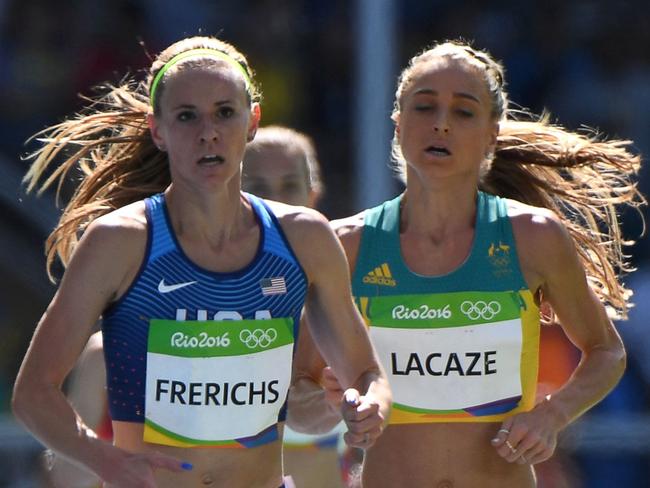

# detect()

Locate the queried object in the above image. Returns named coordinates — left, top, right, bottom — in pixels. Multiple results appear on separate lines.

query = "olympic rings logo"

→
left=460, top=300, right=501, bottom=320
left=239, top=328, right=278, bottom=349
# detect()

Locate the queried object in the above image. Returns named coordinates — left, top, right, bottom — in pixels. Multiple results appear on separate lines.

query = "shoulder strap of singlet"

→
left=352, top=191, right=527, bottom=293
left=476, top=191, right=527, bottom=290
left=245, top=193, right=305, bottom=268
left=145, top=193, right=175, bottom=264
left=351, top=195, right=402, bottom=290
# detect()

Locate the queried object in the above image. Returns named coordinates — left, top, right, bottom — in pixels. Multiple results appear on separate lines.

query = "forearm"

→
left=12, top=381, right=118, bottom=481
left=286, top=377, right=342, bottom=434
left=541, top=344, right=626, bottom=429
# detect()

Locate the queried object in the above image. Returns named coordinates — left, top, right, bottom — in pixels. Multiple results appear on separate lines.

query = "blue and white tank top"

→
left=102, top=192, right=307, bottom=447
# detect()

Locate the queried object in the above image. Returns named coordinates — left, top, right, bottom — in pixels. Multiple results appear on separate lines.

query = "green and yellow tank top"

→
left=351, top=191, right=540, bottom=423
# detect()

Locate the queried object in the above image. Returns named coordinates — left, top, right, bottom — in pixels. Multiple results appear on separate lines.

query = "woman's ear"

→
left=487, top=121, right=499, bottom=156
left=393, top=113, right=401, bottom=138
left=247, top=103, right=261, bottom=142
left=147, top=113, right=166, bottom=151
left=492, top=122, right=500, bottom=145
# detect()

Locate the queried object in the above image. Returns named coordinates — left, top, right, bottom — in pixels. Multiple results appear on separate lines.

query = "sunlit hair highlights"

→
left=390, top=40, right=645, bottom=319
left=148, top=38, right=260, bottom=115
left=22, top=36, right=260, bottom=281
left=149, top=48, right=252, bottom=106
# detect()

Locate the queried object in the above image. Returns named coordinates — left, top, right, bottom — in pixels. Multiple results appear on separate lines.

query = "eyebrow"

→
left=171, top=100, right=233, bottom=110
left=413, top=88, right=480, bottom=104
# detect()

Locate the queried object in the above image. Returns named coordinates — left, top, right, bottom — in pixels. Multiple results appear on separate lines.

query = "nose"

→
left=199, top=119, right=219, bottom=143
left=433, top=112, right=449, bottom=133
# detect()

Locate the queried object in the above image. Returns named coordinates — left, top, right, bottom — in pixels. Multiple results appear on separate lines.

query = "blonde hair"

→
left=391, top=40, right=645, bottom=319
left=23, top=36, right=260, bottom=281
left=244, top=125, right=323, bottom=198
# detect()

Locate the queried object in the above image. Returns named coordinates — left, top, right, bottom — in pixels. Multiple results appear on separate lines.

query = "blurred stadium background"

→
left=0, top=1, right=648, bottom=486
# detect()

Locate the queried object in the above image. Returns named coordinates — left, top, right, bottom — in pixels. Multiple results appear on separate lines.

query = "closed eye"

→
left=456, top=109, right=474, bottom=118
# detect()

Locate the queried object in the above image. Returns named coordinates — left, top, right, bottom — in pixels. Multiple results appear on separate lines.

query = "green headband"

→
left=149, top=48, right=251, bottom=106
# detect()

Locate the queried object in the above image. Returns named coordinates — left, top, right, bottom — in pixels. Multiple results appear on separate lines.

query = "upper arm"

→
left=65, top=332, right=107, bottom=427
left=512, top=206, right=622, bottom=355
left=16, top=213, right=146, bottom=390
left=278, top=209, right=378, bottom=388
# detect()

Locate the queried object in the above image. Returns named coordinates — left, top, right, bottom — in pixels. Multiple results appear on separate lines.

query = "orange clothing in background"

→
left=537, top=323, right=581, bottom=398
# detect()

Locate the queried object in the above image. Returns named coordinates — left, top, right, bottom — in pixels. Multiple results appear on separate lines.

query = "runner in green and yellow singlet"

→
left=291, top=40, right=644, bottom=488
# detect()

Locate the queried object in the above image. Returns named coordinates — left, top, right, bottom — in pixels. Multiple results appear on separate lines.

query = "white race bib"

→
left=371, top=319, right=522, bottom=411
left=144, top=318, right=293, bottom=447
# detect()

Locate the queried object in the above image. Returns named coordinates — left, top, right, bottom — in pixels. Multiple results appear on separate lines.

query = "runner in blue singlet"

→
left=13, top=36, right=391, bottom=488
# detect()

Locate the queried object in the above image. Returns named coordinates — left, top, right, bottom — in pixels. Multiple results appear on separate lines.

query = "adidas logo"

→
left=362, top=263, right=397, bottom=287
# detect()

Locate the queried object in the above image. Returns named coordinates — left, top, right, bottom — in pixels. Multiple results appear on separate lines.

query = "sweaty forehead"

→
left=166, top=58, right=247, bottom=86
left=405, top=57, right=489, bottom=98
left=413, top=55, right=483, bottom=81
left=159, top=64, right=250, bottom=107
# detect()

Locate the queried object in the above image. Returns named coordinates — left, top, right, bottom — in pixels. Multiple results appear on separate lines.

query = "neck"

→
left=164, top=182, right=250, bottom=247
left=401, top=176, right=478, bottom=239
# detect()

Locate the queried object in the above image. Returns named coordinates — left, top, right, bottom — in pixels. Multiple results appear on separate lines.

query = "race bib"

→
left=144, top=318, right=293, bottom=447
left=360, top=291, right=539, bottom=422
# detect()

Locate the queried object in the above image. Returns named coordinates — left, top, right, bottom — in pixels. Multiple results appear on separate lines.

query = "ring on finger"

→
left=505, top=440, right=517, bottom=454
left=498, top=428, right=510, bottom=435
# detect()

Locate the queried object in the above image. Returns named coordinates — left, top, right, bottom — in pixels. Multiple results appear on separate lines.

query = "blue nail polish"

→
left=181, top=462, right=193, bottom=471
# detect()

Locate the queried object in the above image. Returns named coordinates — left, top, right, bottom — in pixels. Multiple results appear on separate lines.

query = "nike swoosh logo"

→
left=157, top=279, right=198, bottom=293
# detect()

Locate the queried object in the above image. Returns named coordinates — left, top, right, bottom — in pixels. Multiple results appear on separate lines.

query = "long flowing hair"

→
left=392, top=41, right=645, bottom=319
left=23, top=36, right=260, bottom=281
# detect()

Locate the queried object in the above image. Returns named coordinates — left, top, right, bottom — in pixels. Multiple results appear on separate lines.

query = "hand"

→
left=320, top=366, right=344, bottom=409
left=341, top=388, right=384, bottom=450
left=490, top=402, right=563, bottom=465
left=103, top=451, right=191, bottom=488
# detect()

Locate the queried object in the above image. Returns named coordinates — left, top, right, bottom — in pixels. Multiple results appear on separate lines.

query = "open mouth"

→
left=198, top=154, right=225, bottom=165
left=425, top=145, right=451, bottom=157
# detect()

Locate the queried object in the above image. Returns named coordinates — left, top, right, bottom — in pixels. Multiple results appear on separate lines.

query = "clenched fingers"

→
left=341, top=389, right=384, bottom=449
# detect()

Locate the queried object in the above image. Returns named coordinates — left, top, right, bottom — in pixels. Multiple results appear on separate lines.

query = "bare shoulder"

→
left=263, top=199, right=330, bottom=234
left=88, top=200, right=147, bottom=240
left=65, top=200, right=148, bottom=300
left=79, top=201, right=147, bottom=260
left=264, top=200, right=349, bottom=279
left=264, top=199, right=332, bottom=243
left=506, top=199, right=570, bottom=245
left=330, top=212, right=366, bottom=271
left=505, top=198, right=580, bottom=289
left=331, top=211, right=365, bottom=242
left=264, top=199, right=365, bottom=244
